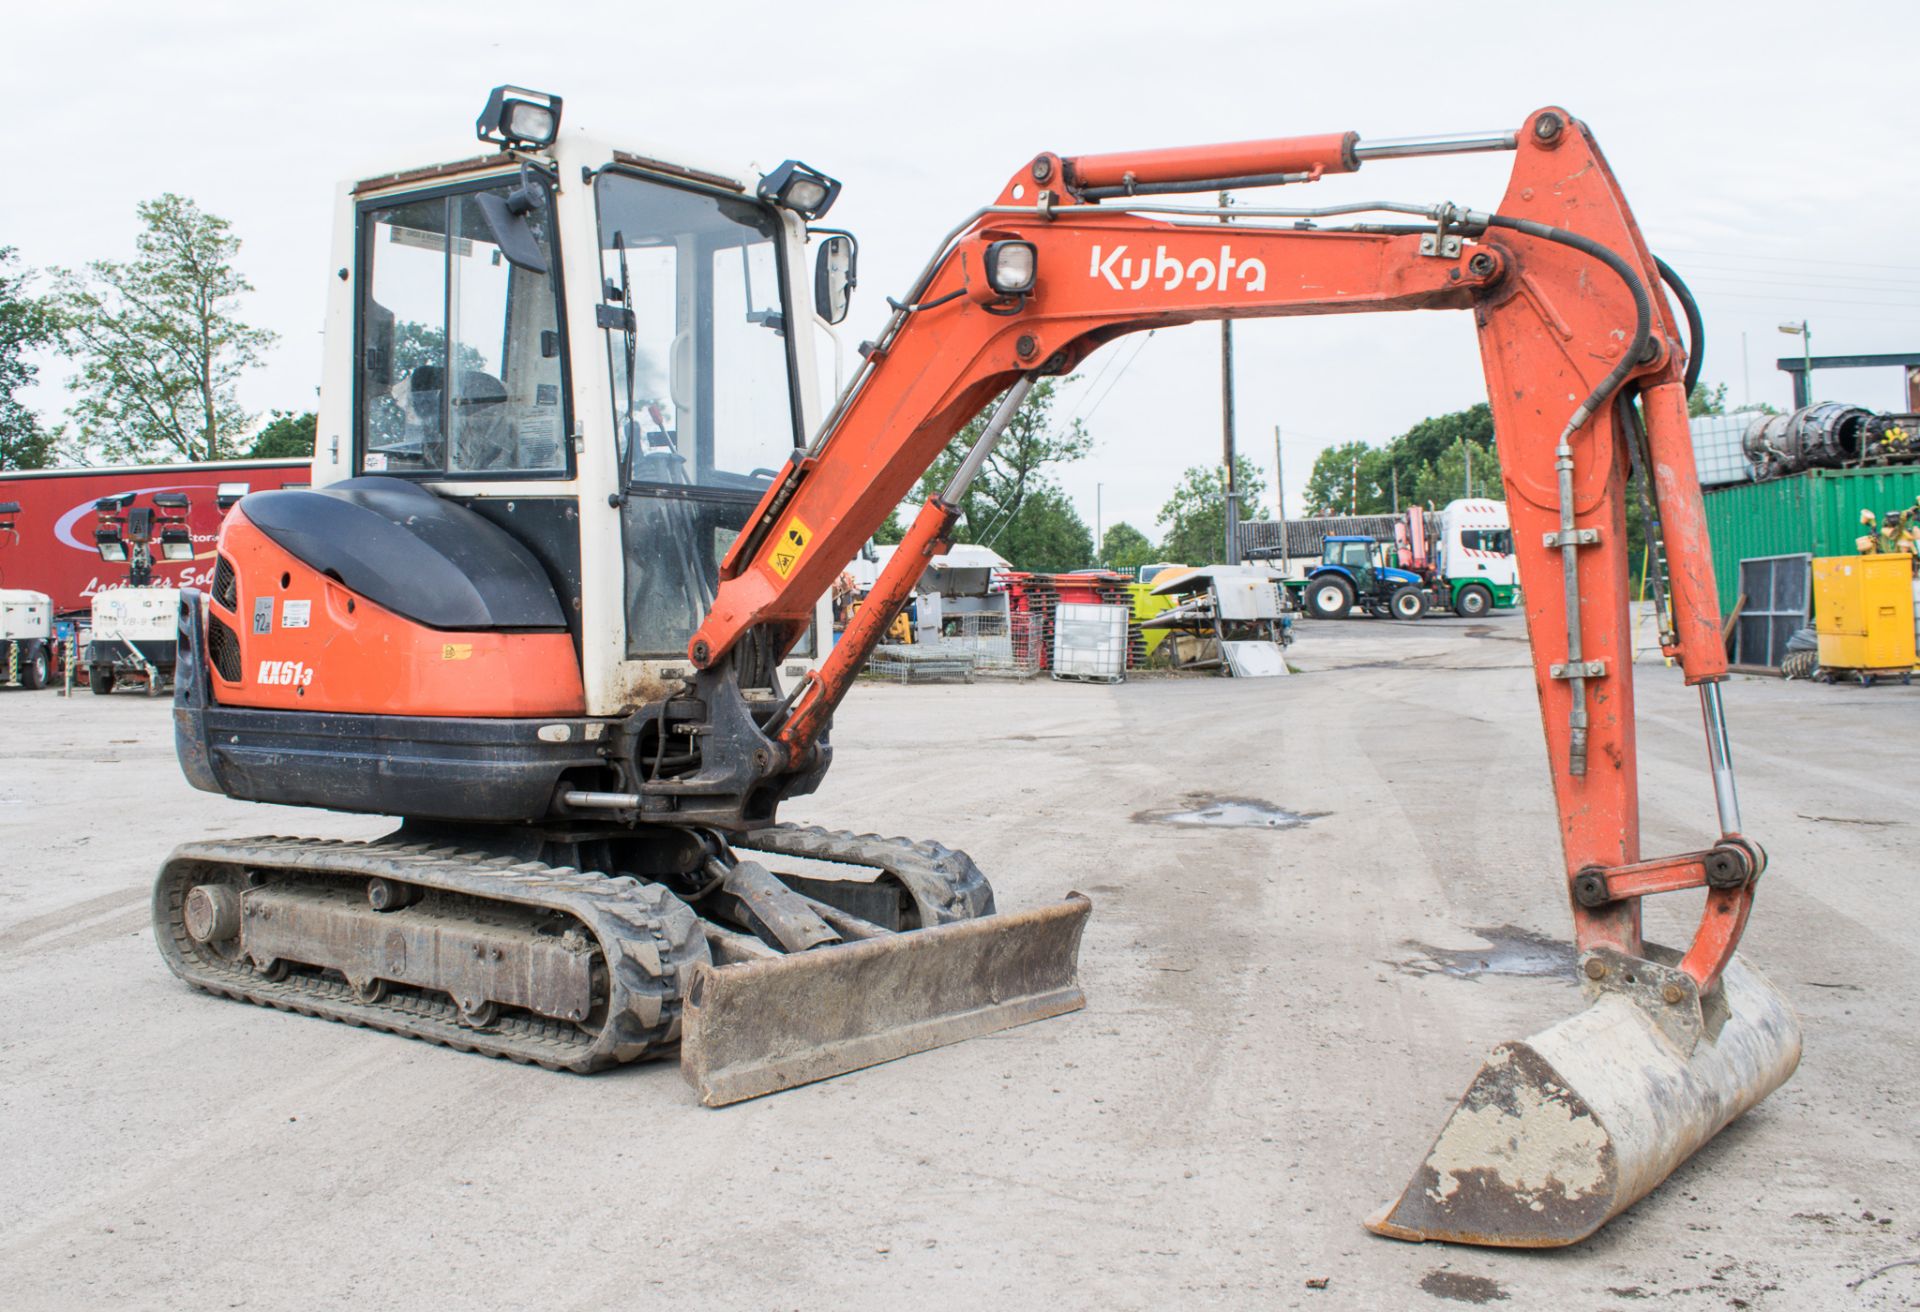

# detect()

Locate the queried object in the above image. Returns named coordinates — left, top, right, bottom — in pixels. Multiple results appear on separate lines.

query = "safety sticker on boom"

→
left=768, top=515, right=813, bottom=579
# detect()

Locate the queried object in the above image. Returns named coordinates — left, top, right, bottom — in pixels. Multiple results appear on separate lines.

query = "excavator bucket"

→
left=680, top=894, right=1090, bottom=1106
left=1369, top=948, right=1801, bottom=1247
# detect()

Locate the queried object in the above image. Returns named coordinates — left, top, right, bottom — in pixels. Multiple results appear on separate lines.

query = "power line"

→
left=1079, top=330, right=1156, bottom=424
left=1688, top=287, right=1920, bottom=309
left=1677, top=269, right=1920, bottom=292
left=1061, top=339, right=1126, bottom=428
left=1657, top=246, right=1920, bottom=275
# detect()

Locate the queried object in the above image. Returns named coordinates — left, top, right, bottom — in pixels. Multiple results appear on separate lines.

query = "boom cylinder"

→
left=776, top=375, right=1040, bottom=762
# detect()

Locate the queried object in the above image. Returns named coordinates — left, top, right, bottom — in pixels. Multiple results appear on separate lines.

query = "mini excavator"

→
left=160, top=87, right=1799, bottom=1248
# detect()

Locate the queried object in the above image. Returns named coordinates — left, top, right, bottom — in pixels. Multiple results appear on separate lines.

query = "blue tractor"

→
left=1290, top=535, right=1429, bottom=621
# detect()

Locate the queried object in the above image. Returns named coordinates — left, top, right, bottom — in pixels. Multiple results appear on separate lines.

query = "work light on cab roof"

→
left=758, top=159, right=841, bottom=220
left=474, top=84, right=562, bottom=150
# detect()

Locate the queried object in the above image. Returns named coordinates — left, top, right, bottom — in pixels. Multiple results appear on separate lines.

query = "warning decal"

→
left=768, top=515, right=814, bottom=579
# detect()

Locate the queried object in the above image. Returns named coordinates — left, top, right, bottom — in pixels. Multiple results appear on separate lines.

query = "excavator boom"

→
left=689, top=106, right=1798, bottom=1247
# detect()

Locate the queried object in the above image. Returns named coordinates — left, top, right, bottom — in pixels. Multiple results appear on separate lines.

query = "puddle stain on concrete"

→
left=1131, top=795, right=1326, bottom=830
left=1396, top=924, right=1575, bottom=981
left=1419, top=1270, right=1510, bottom=1303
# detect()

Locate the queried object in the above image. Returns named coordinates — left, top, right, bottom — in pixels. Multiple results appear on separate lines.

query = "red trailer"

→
left=0, top=459, right=309, bottom=613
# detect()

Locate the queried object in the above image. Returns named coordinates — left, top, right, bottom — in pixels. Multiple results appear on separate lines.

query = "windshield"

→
left=594, top=171, right=798, bottom=492
left=357, top=177, right=567, bottom=477
left=1460, top=528, right=1513, bottom=554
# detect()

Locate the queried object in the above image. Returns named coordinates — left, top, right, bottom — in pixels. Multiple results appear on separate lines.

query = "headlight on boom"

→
left=985, top=240, right=1038, bottom=296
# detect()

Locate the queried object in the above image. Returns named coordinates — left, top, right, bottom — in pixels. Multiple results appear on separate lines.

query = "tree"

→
left=0, top=247, right=56, bottom=471
left=1099, top=521, right=1156, bottom=573
left=1388, top=402, right=1494, bottom=471
left=52, top=194, right=276, bottom=463
left=1303, top=403, right=1503, bottom=516
left=249, top=410, right=315, bottom=459
left=913, top=377, right=1092, bottom=548
left=1157, top=456, right=1269, bottom=564
left=990, top=486, right=1094, bottom=573
left=1304, top=440, right=1394, bottom=516
left=1413, top=436, right=1504, bottom=507
left=1688, top=382, right=1728, bottom=417
left=871, top=508, right=906, bottom=545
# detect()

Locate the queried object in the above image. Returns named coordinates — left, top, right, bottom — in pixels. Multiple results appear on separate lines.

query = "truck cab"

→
left=1433, top=498, right=1519, bottom=617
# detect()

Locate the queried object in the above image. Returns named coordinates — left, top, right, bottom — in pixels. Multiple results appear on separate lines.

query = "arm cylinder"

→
left=1351, top=130, right=1518, bottom=161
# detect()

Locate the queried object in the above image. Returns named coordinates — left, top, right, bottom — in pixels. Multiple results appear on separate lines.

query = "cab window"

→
left=358, top=177, right=568, bottom=477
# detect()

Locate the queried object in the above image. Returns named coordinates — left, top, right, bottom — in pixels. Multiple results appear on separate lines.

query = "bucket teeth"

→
left=1369, top=951, right=1801, bottom=1248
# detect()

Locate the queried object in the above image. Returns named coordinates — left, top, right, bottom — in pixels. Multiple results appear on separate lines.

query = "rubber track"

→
left=738, top=824, right=996, bottom=924
left=154, top=836, right=708, bottom=1072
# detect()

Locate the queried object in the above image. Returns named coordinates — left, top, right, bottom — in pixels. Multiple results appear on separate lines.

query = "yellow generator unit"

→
left=1812, top=554, right=1917, bottom=684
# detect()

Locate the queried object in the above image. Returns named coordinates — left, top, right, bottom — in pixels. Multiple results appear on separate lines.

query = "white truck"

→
left=1425, top=498, right=1520, bottom=617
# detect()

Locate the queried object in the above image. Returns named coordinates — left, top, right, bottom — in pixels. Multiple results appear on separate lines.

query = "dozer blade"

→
left=680, top=893, right=1091, bottom=1106
left=1369, top=949, right=1801, bottom=1248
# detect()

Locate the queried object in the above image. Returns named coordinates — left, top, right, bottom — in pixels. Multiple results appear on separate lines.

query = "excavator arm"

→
left=691, top=106, right=1800, bottom=1246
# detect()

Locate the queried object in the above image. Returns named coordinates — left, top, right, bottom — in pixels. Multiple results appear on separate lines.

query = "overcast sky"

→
left=9, top=0, right=1919, bottom=539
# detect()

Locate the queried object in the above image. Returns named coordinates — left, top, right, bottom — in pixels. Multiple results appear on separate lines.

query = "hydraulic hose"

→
left=1483, top=214, right=1652, bottom=437
left=1654, top=255, right=1704, bottom=399
left=1481, top=213, right=1651, bottom=779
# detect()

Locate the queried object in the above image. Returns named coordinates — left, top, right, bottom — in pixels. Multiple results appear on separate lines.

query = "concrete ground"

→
left=1, top=614, right=1915, bottom=1310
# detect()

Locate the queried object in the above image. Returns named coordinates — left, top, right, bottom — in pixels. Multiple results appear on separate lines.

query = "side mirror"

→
left=475, top=166, right=551, bottom=274
left=814, top=234, right=857, bottom=325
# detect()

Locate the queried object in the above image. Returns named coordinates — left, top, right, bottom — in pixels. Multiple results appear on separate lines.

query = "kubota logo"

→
left=1089, top=244, right=1268, bottom=293
left=257, top=659, right=314, bottom=687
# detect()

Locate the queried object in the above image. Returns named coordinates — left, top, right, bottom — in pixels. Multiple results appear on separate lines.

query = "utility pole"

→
left=1463, top=440, right=1473, bottom=499
left=1219, top=189, right=1239, bottom=565
left=1095, top=482, right=1103, bottom=564
left=1274, top=423, right=1290, bottom=573
left=1390, top=464, right=1399, bottom=513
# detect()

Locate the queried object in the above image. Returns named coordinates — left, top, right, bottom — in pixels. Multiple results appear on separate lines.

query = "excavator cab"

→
left=158, top=87, right=1089, bottom=1104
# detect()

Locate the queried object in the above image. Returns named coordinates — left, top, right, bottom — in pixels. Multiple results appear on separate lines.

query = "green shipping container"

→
left=1702, top=467, right=1920, bottom=617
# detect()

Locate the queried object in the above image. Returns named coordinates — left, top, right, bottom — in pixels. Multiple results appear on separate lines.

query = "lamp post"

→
left=1220, top=190, right=1239, bottom=565
left=1778, top=320, right=1811, bottom=408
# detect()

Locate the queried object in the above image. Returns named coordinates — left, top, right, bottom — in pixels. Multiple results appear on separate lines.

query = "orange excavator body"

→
left=210, top=509, right=584, bottom=717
